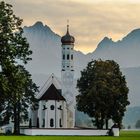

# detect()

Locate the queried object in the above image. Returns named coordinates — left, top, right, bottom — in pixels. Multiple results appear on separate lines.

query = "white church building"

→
left=30, top=24, right=76, bottom=129
left=22, top=25, right=119, bottom=136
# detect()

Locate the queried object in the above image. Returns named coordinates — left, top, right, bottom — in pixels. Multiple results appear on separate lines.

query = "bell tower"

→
left=61, top=23, right=75, bottom=128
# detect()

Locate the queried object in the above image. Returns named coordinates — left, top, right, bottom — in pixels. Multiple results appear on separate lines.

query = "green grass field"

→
left=0, top=130, right=140, bottom=140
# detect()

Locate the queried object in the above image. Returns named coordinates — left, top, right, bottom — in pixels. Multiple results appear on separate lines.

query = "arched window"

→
left=71, top=54, right=73, bottom=60
left=63, top=54, right=65, bottom=60
left=59, top=119, right=62, bottom=127
left=67, top=54, right=69, bottom=60
left=42, top=118, right=45, bottom=127
left=50, top=119, right=54, bottom=127
left=59, top=105, right=62, bottom=110
left=58, top=105, right=62, bottom=110
left=50, top=105, right=54, bottom=110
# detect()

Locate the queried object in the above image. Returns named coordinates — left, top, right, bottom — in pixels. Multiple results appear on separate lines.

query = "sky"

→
left=4, top=0, right=140, bottom=54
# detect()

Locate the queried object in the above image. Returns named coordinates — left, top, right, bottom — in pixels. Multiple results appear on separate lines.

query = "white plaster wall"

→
left=61, top=71, right=75, bottom=128
left=46, top=100, right=66, bottom=128
left=56, top=101, right=60, bottom=128
left=46, top=100, right=56, bottom=128
left=63, top=101, right=67, bottom=128
left=56, top=100, right=67, bottom=128
left=31, top=110, right=38, bottom=127
left=61, top=43, right=75, bottom=128
left=38, top=100, right=46, bottom=128
left=62, top=44, right=74, bottom=70
left=21, top=129, right=109, bottom=136
left=37, top=100, right=67, bottom=129
left=45, top=104, right=48, bottom=128
left=112, top=128, right=119, bottom=136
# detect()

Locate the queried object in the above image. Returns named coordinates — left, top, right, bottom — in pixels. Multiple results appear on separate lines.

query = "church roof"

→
left=61, top=25, right=75, bottom=45
left=39, top=84, right=65, bottom=101
left=36, top=73, right=62, bottom=99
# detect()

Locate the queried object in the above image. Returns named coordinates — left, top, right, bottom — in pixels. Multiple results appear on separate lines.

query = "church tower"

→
left=61, top=24, right=75, bottom=128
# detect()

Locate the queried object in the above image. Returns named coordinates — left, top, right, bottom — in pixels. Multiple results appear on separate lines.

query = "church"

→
left=30, top=24, right=76, bottom=128
left=23, top=25, right=119, bottom=136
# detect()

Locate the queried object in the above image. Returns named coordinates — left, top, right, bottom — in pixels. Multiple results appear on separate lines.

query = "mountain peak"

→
left=24, top=21, right=59, bottom=37
left=129, top=28, right=140, bottom=36
left=33, top=21, right=44, bottom=27
left=93, top=36, right=114, bottom=53
left=102, top=37, right=113, bottom=43
left=122, top=28, right=140, bottom=42
left=98, top=36, right=113, bottom=47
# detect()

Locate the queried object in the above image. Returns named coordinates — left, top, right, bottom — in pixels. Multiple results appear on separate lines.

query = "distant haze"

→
left=4, top=0, right=140, bottom=54
left=23, top=21, right=140, bottom=107
left=22, top=21, right=140, bottom=129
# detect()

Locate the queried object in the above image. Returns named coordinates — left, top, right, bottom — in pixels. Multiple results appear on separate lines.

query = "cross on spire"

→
left=67, top=19, right=69, bottom=34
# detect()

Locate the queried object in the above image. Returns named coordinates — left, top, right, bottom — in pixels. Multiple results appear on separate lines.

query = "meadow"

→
left=0, top=130, right=140, bottom=140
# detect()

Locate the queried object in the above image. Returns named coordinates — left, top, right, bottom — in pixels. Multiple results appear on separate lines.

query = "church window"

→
left=63, top=54, right=65, bottom=60
left=50, top=119, right=54, bottom=127
left=42, top=118, right=45, bottom=127
left=59, top=105, right=62, bottom=110
left=71, top=54, right=73, bottom=60
left=43, top=105, right=47, bottom=110
left=50, top=105, right=54, bottom=110
left=59, top=119, right=62, bottom=127
left=67, top=54, right=69, bottom=60
left=58, top=105, right=62, bottom=110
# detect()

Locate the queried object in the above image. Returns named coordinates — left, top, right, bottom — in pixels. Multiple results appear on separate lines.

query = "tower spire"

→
left=67, top=19, right=69, bottom=34
left=61, top=20, right=75, bottom=45
left=61, top=21, right=75, bottom=128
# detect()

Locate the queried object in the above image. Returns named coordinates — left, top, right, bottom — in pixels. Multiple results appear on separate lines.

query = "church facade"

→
left=30, top=25, right=75, bottom=128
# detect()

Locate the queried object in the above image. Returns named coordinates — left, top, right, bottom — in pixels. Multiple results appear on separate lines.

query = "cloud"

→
left=4, top=0, right=140, bottom=53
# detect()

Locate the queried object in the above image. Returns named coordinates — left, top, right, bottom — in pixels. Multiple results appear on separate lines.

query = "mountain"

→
left=123, top=106, right=140, bottom=129
left=90, top=29, right=140, bottom=68
left=122, top=67, right=140, bottom=107
left=23, top=21, right=62, bottom=77
left=23, top=21, right=140, bottom=128
left=23, top=21, right=140, bottom=107
left=23, top=21, right=88, bottom=80
left=76, top=106, right=140, bottom=129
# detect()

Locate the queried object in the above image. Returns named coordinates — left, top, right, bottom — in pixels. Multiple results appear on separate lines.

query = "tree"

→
left=0, top=1, right=38, bottom=134
left=76, top=59, right=130, bottom=129
left=127, top=125, right=131, bottom=129
left=135, top=120, right=140, bottom=129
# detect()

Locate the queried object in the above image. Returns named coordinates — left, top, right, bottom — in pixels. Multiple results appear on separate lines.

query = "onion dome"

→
left=61, top=25, right=75, bottom=45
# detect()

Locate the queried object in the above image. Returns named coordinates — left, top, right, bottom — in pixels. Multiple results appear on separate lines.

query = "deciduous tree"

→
left=0, top=1, right=38, bottom=134
left=77, top=59, right=130, bottom=129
